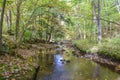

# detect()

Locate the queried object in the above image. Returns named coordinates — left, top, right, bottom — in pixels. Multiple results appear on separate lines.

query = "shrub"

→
left=99, top=38, right=120, bottom=59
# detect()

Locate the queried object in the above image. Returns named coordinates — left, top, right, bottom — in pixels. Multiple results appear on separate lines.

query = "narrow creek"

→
left=35, top=43, right=120, bottom=80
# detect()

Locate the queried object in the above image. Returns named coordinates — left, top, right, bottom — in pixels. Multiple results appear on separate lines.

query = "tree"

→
left=92, top=0, right=102, bottom=44
left=0, top=0, right=6, bottom=53
left=6, top=10, right=12, bottom=34
left=97, top=0, right=102, bottom=44
left=15, top=0, right=22, bottom=41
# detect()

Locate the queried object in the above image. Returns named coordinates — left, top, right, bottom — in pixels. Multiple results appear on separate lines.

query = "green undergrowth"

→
left=73, top=37, right=120, bottom=60
left=99, top=38, right=120, bottom=59
left=73, top=39, right=98, bottom=52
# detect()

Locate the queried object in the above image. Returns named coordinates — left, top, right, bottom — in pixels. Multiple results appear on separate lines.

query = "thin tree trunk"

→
left=115, top=0, right=120, bottom=13
left=92, top=0, right=102, bottom=43
left=15, top=0, right=21, bottom=41
left=105, top=22, right=108, bottom=36
left=78, top=28, right=82, bottom=39
left=83, top=21, right=86, bottom=39
left=33, top=19, right=37, bottom=39
left=0, top=0, right=6, bottom=53
left=6, top=10, right=12, bottom=34
left=92, top=1, right=97, bottom=41
left=97, top=0, right=102, bottom=44
left=94, top=25, right=97, bottom=41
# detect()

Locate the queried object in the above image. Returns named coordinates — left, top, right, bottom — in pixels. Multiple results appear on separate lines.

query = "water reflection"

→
left=54, top=54, right=64, bottom=66
left=37, top=51, right=120, bottom=80
left=93, top=64, right=100, bottom=80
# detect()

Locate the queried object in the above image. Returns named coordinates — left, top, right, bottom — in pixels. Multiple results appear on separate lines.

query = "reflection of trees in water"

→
left=37, top=49, right=120, bottom=80
left=93, top=64, right=101, bottom=80
left=39, top=50, right=54, bottom=67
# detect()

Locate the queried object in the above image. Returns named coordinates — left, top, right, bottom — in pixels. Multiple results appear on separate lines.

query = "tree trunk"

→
left=0, top=0, right=6, bottom=53
left=115, top=0, right=120, bottom=13
left=33, top=19, right=37, bottom=39
left=97, top=0, right=102, bottom=44
left=105, top=22, right=108, bottom=37
left=83, top=21, right=86, bottom=39
left=92, top=1, right=97, bottom=41
left=48, top=33, right=52, bottom=42
left=92, top=0, right=102, bottom=44
left=15, top=0, right=21, bottom=41
left=6, top=10, right=12, bottom=34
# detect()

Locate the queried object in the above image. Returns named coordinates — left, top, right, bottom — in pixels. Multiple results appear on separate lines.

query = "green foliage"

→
left=23, top=30, right=33, bottom=41
left=74, top=38, right=120, bottom=60
left=99, top=38, right=120, bottom=59
left=73, top=39, right=97, bottom=52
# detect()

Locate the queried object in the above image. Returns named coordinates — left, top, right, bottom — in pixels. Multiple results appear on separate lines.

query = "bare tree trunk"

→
left=78, top=28, right=82, bottom=39
left=97, top=0, right=102, bottom=44
left=6, top=10, right=12, bottom=34
left=15, top=0, right=22, bottom=55
left=33, top=18, right=37, bottom=39
left=92, top=0, right=102, bottom=44
left=83, top=21, right=86, bottom=39
left=115, top=0, right=120, bottom=13
left=105, top=22, right=108, bottom=37
left=93, top=25, right=97, bottom=41
left=15, top=0, right=21, bottom=41
left=48, top=33, right=52, bottom=42
left=92, top=1, right=97, bottom=41
left=0, top=0, right=6, bottom=53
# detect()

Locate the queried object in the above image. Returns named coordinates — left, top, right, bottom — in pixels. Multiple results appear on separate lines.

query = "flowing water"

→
left=36, top=45, right=120, bottom=80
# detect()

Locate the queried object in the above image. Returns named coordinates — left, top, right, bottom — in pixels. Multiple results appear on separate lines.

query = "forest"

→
left=0, top=0, right=120, bottom=80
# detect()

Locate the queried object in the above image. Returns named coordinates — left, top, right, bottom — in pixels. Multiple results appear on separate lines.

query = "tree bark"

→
left=83, top=21, right=86, bottom=39
left=6, top=10, right=12, bottom=34
left=92, top=0, right=102, bottom=44
left=15, top=0, right=21, bottom=41
left=97, top=0, right=102, bottom=44
left=0, top=0, right=7, bottom=53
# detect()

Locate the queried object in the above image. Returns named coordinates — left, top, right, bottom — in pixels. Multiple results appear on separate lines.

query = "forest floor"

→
left=0, top=42, right=55, bottom=80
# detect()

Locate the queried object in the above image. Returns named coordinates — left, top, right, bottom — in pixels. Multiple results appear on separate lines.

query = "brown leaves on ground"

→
left=0, top=43, right=55, bottom=79
left=17, top=48, right=36, bottom=58
left=0, top=54, right=33, bottom=80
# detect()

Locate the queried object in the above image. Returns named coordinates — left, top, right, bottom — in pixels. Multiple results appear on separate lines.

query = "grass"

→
left=73, top=39, right=98, bottom=52
left=99, top=38, right=120, bottom=59
left=73, top=37, right=120, bottom=60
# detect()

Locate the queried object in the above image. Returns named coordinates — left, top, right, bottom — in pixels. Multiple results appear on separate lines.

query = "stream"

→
left=35, top=43, right=120, bottom=80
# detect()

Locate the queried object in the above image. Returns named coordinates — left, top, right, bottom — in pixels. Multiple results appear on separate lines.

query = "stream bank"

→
left=1, top=40, right=120, bottom=80
left=34, top=41, right=120, bottom=80
left=73, top=43, right=120, bottom=74
left=0, top=42, right=55, bottom=80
